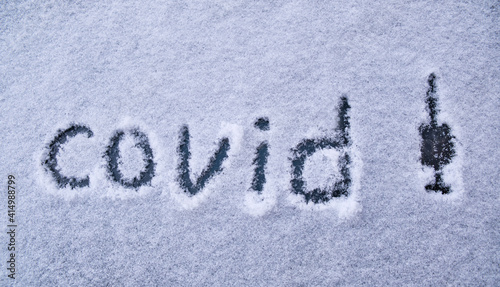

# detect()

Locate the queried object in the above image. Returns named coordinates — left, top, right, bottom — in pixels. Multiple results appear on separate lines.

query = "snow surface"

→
left=1, top=0, right=499, bottom=286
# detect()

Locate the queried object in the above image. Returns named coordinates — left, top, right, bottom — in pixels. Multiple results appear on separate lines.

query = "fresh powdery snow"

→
left=1, top=0, right=499, bottom=286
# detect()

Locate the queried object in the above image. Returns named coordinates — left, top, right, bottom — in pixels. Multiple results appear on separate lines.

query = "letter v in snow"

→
left=176, top=125, right=230, bottom=195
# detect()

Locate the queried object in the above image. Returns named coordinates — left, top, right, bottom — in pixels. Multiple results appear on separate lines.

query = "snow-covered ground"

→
left=1, top=0, right=499, bottom=285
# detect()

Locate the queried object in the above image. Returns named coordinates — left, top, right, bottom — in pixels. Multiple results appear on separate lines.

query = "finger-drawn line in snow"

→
left=176, top=125, right=230, bottom=195
left=42, top=124, right=94, bottom=189
left=419, top=73, right=456, bottom=194
left=104, top=128, right=156, bottom=189
left=290, top=96, right=352, bottom=203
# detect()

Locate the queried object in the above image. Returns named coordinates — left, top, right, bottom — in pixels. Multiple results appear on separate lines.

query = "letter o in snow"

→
left=104, top=128, right=156, bottom=189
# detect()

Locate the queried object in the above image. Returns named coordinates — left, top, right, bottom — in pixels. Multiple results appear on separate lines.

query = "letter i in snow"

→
left=419, top=73, right=456, bottom=194
left=250, top=117, right=270, bottom=194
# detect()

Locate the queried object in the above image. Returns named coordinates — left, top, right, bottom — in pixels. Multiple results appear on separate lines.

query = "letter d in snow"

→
left=289, top=96, right=361, bottom=215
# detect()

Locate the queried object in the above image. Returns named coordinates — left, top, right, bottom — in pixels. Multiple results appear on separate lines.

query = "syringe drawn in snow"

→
left=419, top=73, right=456, bottom=194
left=290, top=96, right=352, bottom=204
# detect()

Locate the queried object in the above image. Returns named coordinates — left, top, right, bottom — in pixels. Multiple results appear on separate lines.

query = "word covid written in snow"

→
left=41, top=74, right=458, bottom=202
left=42, top=97, right=352, bottom=204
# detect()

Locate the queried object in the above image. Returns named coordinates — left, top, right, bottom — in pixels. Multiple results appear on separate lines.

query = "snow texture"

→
left=1, top=0, right=499, bottom=286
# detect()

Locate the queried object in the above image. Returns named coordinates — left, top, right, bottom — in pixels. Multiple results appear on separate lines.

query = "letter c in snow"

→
left=43, top=124, right=94, bottom=189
